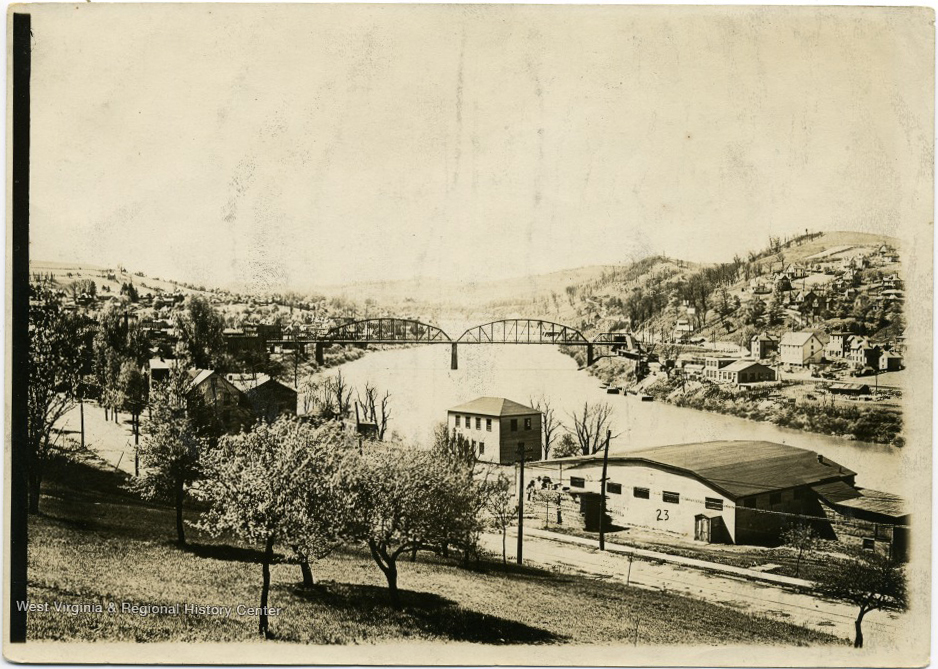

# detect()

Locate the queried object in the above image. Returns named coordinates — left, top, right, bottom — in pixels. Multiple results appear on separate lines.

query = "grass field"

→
left=26, top=453, right=842, bottom=645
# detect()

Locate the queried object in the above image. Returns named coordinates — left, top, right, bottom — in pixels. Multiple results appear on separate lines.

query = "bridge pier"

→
left=451, top=343, right=458, bottom=370
left=315, top=342, right=325, bottom=365
left=586, top=343, right=595, bottom=367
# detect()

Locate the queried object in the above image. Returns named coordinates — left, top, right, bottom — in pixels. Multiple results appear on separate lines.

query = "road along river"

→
left=322, top=343, right=907, bottom=493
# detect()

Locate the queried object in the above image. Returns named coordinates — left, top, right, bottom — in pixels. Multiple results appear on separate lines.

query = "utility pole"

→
left=517, top=443, right=525, bottom=565
left=599, top=429, right=611, bottom=551
left=79, top=386, right=85, bottom=450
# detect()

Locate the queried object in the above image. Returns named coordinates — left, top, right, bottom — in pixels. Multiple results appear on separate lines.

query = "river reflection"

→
left=321, top=344, right=906, bottom=493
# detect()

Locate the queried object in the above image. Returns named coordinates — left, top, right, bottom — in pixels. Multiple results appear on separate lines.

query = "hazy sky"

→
left=28, top=5, right=932, bottom=291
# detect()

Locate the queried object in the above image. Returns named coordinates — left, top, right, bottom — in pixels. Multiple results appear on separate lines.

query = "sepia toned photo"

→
left=4, top=3, right=934, bottom=665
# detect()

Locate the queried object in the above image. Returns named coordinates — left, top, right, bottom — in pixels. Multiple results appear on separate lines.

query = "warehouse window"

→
left=633, top=487, right=650, bottom=499
left=466, top=416, right=472, bottom=428
left=570, top=477, right=585, bottom=488
left=471, top=440, right=476, bottom=450
left=486, top=419, right=492, bottom=431
left=862, top=538, right=876, bottom=551
left=524, top=418, right=532, bottom=430
left=662, top=491, right=680, bottom=504
left=705, top=497, right=723, bottom=511
left=478, top=442, right=485, bottom=455
left=607, top=483, right=622, bottom=495
left=510, top=419, right=518, bottom=432
left=475, top=417, right=481, bottom=430
left=455, top=415, right=460, bottom=427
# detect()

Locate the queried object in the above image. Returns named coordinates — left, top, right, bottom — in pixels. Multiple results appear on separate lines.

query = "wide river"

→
left=324, top=344, right=910, bottom=494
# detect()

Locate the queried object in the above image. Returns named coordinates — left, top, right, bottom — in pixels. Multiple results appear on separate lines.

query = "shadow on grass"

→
left=181, top=542, right=288, bottom=565
left=294, top=581, right=560, bottom=644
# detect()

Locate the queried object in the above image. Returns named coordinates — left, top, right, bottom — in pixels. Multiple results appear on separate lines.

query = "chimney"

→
left=817, top=454, right=824, bottom=464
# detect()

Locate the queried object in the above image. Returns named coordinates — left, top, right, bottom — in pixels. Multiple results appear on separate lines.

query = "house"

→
left=824, top=331, right=852, bottom=360
left=447, top=397, right=541, bottom=465
left=715, top=360, right=777, bottom=386
left=226, top=373, right=298, bottom=422
left=187, top=369, right=253, bottom=435
left=847, top=338, right=881, bottom=370
left=750, top=333, right=778, bottom=360
left=546, top=440, right=863, bottom=546
left=879, top=351, right=903, bottom=372
left=147, top=357, right=177, bottom=386
left=703, top=357, right=736, bottom=382
left=779, top=331, right=825, bottom=366
left=673, top=318, right=695, bottom=337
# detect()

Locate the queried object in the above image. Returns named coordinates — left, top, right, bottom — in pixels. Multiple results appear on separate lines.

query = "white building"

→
left=779, top=331, right=825, bottom=366
left=546, top=440, right=860, bottom=545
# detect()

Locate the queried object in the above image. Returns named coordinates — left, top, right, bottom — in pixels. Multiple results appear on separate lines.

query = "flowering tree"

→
left=27, top=284, right=82, bottom=513
left=134, top=369, right=204, bottom=545
left=196, top=419, right=350, bottom=636
left=342, top=445, right=482, bottom=607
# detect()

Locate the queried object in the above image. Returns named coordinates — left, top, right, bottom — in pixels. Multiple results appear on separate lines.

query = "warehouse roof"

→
left=560, top=440, right=856, bottom=500
left=834, top=487, right=907, bottom=519
left=721, top=359, right=772, bottom=373
left=449, top=397, right=538, bottom=417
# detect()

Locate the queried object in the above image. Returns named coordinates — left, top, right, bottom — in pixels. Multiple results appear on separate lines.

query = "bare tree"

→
left=817, top=548, right=907, bottom=648
left=485, top=474, right=515, bottom=564
left=357, top=382, right=392, bottom=440
left=299, top=374, right=320, bottom=415
left=568, top=401, right=617, bottom=455
left=529, top=395, right=561, bottom=459
left=781, top=521, right=821, bottom=578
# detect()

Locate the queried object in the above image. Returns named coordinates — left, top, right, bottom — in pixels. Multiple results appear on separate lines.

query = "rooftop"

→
left=558, top=440, right=856, bottom=500
left=780, top=331, right=820, bottom=346
left=225, top=373, right=296, bottom=393
left=721, top=359, right=770, bottom=373
left=449, top=397, right=539, bottom=417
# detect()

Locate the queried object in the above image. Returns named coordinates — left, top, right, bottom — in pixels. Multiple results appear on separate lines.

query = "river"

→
left=323, top=344, right=907, bottom=493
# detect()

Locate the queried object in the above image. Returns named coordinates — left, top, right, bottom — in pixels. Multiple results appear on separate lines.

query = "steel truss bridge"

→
left=267, top=318, right=645, bottom=370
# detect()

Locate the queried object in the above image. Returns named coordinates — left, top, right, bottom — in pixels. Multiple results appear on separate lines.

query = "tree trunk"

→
left=174, top=478, right=186, bottom=545
left=502, top=529, right=507, bottom=565
left=104, top=406, right=109, bottom=421
left=795, top=545, right=804, bottom=578
left=369, top=540, right=401, bottom=608
left=259, top=536, right=275, bottom=637
left=27, top=470, right=41, bottom=514
left=385, top=561, right=399, bottom=608
left=299, top=558, right=315, bottom=588
left=854, top=609, right=866, bottom=648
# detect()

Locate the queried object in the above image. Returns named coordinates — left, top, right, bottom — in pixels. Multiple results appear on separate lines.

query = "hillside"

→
left=29, top=451, right=839, bottom=646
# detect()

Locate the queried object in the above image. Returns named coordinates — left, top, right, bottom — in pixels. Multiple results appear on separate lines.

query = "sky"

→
left=27, top=4, right=933, bottom=292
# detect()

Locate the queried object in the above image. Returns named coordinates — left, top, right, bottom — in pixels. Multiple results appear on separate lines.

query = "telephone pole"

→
left=599, top=429, right=611, bottom=551
left=517, top=444, right=525, bottom=565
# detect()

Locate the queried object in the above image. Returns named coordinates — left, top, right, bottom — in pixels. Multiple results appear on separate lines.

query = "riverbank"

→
left=642, top=375, right=903, bottom=447
left=569, top=351, right=903, bottom=447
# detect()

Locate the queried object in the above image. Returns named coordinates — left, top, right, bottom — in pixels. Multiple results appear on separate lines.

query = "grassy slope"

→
left=27, top=454, right=840, bottom=646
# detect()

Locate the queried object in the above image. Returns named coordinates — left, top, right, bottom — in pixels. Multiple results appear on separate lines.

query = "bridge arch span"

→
left=456, top=319, right=589, bottom=345
left=325, top=318, right=452, bottom=343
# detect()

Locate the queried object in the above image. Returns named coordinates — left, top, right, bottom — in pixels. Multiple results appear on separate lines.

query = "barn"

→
left=543, top=440, right=871, bottom=546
